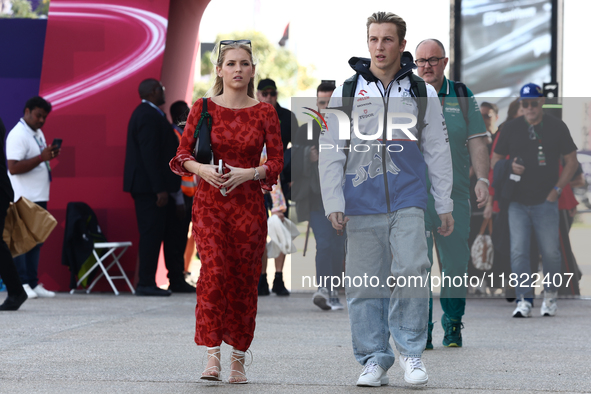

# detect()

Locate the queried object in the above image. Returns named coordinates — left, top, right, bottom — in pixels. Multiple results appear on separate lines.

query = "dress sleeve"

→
left=169, top=99, right=203, bottom=177
left=259, top=104, right=284, bottom=191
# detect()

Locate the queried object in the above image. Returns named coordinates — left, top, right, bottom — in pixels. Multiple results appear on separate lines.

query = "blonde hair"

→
left=366, top=12, right=406, bottom=42
left=210, top=42, right=256, bottom=98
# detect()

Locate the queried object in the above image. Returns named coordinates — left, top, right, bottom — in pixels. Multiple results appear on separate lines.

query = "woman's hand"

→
left=197, top=163, right=224, bottom=189
left=221, top=164, right=255, bottom=193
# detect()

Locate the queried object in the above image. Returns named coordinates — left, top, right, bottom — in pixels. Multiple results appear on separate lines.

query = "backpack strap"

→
left=336, top=73, right=359, bottom=167
left=409, top=73, right=428, bottom=151
left=453, top=81, right=470, bottom=128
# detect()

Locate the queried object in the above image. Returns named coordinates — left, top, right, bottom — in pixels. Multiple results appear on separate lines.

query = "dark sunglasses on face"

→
left=318, top=100, right=329, bottom=106
left=262, top=91, right=277, bottom=98
left=521, top=100, right=539, bottom=109
left=218, top=39, right=252, bottom=60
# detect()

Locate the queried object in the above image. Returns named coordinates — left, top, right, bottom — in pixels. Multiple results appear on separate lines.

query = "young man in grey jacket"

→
left=319, top=12, right=454, bottom=387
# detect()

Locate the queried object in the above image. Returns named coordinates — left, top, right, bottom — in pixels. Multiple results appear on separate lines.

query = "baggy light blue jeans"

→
left=508, top=200, right=561, bottom=300
left=345, top=208, right=430, bottom=371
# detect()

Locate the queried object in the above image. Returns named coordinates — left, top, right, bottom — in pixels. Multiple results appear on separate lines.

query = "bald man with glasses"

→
left=415, top=38, right=490, bottom=349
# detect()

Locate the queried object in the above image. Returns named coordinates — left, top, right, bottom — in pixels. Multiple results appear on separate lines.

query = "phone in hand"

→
left=218, top=159, right=227, bottom=196
left=51, top=138, right=62, bottom=150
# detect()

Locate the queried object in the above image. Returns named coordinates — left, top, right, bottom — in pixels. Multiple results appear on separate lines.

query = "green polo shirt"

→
left=433, top=77, right=487, bottom=200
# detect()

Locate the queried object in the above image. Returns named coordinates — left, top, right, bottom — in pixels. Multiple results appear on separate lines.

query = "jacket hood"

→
left=348, top=51, right=417, bottom=84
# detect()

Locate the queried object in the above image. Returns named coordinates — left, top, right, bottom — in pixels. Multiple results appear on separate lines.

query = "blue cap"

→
left=520, top=83, right=543, bottom=99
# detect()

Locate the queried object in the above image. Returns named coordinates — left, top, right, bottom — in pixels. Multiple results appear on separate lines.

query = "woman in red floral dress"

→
left=169, top=41, right=283, bottom=384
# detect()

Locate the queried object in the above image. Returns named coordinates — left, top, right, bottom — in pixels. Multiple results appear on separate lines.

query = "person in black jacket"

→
left=123, top=79, right=193, bottom=296
left=0, top=117, right=28, bottom=310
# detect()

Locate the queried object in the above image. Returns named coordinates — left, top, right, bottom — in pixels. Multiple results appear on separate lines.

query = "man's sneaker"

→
left=33, top=284, right=55, bottom=298
left=541, top=291, right=558, bottom=317
left=425, top=322, right=434, bottom=350
left=312, top=287, right=331, bottom=310
left=512, top=298, right=532, bottom=318
left=22, top=284, right=38, bottom=299
left=441, top=314, right=463, bottom=347
left=399, top=356, right=428, bottom=385
left=329, top=290, right=344, bottom=310
left=356, top=362, right=389, bottom=386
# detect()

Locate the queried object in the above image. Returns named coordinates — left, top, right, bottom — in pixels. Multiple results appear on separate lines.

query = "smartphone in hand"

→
left=51, top=138, right=63, bottom=150
left=218, top=159, right=227, bottom=196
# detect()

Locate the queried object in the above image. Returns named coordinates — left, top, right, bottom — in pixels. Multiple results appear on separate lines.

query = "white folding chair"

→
left=70, top=242, right=135, bottom=295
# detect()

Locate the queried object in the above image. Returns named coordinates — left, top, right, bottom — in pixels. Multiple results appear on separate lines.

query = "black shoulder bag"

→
left=193, top=97, right=214, bottom=164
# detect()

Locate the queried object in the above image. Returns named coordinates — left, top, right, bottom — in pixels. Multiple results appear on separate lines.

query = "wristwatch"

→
left=253, top=167, right=260, bottom=181
left=553, top=186, right=562, bottom=196
left=477, top=177, right=490, bottom=186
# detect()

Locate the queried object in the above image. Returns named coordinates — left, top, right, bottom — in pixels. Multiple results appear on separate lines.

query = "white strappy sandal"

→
left=228, top=348, right=252, bottom=384
left=200, top=346, right=221, bottom=381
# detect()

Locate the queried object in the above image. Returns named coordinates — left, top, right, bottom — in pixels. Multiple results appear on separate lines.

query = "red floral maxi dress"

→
left=170, top=100, right=283, bottom=351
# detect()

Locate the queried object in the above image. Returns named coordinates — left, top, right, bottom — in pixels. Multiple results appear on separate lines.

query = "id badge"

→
left=537, top=146, right=546, bottom=166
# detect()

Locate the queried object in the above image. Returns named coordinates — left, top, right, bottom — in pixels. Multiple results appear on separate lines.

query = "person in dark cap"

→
left=256, top=78, right=298, bottom=296
left=492, top=83, right=579, bottom=318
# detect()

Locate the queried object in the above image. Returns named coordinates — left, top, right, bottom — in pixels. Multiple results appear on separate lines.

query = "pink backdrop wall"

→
left=37, top=0, right=209, bottom=292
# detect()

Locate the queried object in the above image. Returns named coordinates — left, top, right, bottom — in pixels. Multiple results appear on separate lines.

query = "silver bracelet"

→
left=477, top=177, right=490, bottom=186
left=253, top=167, right=260, bottom=181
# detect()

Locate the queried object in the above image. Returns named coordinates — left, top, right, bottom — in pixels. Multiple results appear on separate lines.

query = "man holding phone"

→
left=492, top=83, right=579, bottom=318
left=6, top=96, right=60, bottom=299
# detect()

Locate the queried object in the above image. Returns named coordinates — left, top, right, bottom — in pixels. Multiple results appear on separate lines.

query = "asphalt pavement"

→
left=1, top=291, right=590, bottom=393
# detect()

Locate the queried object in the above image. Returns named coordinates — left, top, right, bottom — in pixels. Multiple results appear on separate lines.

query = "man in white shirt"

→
left=6, top=96, right=60, bottom=299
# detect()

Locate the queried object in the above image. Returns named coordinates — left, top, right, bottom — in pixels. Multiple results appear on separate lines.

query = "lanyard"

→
left=22, top=120, right=52, bottom=181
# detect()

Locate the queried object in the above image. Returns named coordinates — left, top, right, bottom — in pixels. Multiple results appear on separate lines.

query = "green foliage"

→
left=8, top=0, right=36, bottom=18
left=195, top=30, right=316, bottom=102
left=35, top=0, right=50, bottom=16
left=1, top=0, right=50, bottom=18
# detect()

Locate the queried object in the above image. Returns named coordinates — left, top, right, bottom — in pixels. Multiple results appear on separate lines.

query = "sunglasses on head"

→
left=262, top=91, right=277, bottom=98
left=521, top=100, right=539, bottom=109
left=218, top=39, right=252, bottom=60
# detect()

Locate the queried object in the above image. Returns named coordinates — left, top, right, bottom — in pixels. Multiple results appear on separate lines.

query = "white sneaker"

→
left=356, top=362, right=389, bottom=386
left=23, top=284, right=38, bottom=299
left=512, top=299, right=532, bottom=318
left=399, top=356, right=428, bottom=385
left=541, top=292, right=558, bottom=317
left=312, top=287, right=331, bottom=311
left=329, top=290, right=344, bottom=311
left=33, top=284, right=55, bottom=298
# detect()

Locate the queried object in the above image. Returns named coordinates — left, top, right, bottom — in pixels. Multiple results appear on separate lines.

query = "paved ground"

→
left=1, top=292, right=590, bottom=393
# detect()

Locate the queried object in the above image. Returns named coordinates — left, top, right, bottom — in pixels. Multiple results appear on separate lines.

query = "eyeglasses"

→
left=415, top=57, right=445, bottom=67
left=262, top=91, right=277, bottom=98
left=317, top=100, right=329, bottom=106
left=218, top=39, right=252, bottom=59
left=521, top=100, right=539, bottom=109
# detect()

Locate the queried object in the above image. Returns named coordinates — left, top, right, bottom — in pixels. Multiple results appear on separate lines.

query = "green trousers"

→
left=424, top=196, right=470, bottom=321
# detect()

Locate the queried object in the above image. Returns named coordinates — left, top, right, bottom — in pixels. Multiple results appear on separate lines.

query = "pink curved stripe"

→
left=42, top=3, right=168, bottom=110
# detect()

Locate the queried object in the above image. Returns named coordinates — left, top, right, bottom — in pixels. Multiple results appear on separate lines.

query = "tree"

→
left=193, top=30, right=316, bottom=103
